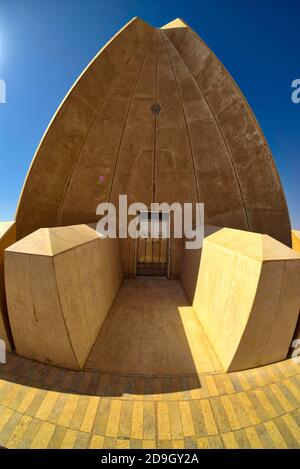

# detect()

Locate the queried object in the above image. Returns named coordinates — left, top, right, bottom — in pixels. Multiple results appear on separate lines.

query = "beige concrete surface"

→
left=86, top=277, right=222, bottom=376
left=162, top=19, right=291, bottom=247
left=292, top=230, right=300, bottom=254
left=180, top=225, right=221, bottom=303
left=291, top=232, right=300, bottom=342
left=193, top=228, right=300, bottom=372
left=5, top=224, right=123, bottom=369
left=15, top=17, right=291, bottom=279
left=0, top=221, right=16, bottom=351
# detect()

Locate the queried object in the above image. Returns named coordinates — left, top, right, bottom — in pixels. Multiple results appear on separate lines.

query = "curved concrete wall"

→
left=16, top=17, right=291, bottom=277
left=162, top=19, right=291, bottom=247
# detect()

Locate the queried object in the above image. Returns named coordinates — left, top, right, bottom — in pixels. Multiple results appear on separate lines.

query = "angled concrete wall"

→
left=291, top=230, right=300, bottom=346
left=0, top=222, right=16, bottom=351
left=292, top=230, right=300, bottom=254
left=180, top=225, right=221, bottom=303
left=15, top=17, right=291, bottom=278
left=193, top=228, right=300, bottom=372
left=5, top=224, right=123, bottom=369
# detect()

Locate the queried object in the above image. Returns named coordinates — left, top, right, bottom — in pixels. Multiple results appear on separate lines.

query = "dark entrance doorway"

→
left=136, top=212, right=169, bottom=277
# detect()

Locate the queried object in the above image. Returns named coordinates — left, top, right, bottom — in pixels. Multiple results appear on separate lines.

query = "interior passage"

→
left=86, top=277, right=222, bottom=376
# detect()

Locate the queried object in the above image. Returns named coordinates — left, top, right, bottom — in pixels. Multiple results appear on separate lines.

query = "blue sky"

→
left=0, top=0, right=299, bottom=228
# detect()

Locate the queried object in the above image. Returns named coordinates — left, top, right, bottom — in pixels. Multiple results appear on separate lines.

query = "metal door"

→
left=136, top=212, right=168, bottom=277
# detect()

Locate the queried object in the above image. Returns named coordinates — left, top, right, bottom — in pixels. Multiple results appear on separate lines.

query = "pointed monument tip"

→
left=161, top=18, right=188, bottom=30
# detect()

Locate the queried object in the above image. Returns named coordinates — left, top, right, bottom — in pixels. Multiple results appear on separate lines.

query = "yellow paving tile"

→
left=0, top=379, right=7, bottom=390
left=35, top=392, right=59, bottom=420
left=80, top=397, right=100, bottom=433
left=269, top=383, right=294, bottom=412
left=157, top=402, right=171, bottom=440
left=143, top=402, right=156, bottom=440
left=284, top=378, right=300, bottom=403
left=222, top=431, right=239, bottom=449
left=106, top=400, right=122, bottom=438
left=276, top=361, right=293, bottom=378
left=238, top=392, right=260, bottom=425
left=282, top=414, right=300, bottom=442
left=264, top=421, right=288, bottom=449
left=30, top=422, right=56, bottom=449
left=47, top=425, right=67, bottom=449
left=197, top=437, right=210, bottom=448
left=0, top=382, right=14, bottom=401
left=218, top=374, right=235, bottom=395
left=119, top=401, right=133, bottom=438
left=208, top=435, right=223, bottom=448
left=204, top=375, right=219, bottom=397
left=17, top=388, right=39, bottom=414
left=131, top=401, right=143, bottom=439
left=199, top=399, right=218, bottom=436
left=244, top=427, right=263, bottom=449
left=168, top=401, right=183, bottom=440
left=220, top=395, right=241, bottom=430
left=2, top=351, right=300, bottom=450
left=0, top=406, right=14, bottom=432
left=172, top=439, right=185, bottom=448
left=1, top=384, right=21, bottom=408
left=189, top=388, right=201, bottom=400
left=57, top=395, right=79, bottom=428
left=116, top=439, right=130, bottom=448
left=253, top=389, right=277, bottom=419
left=16, top=418, right=42, bottom=448
left=89, top=435, right=105, bottom=449
left=5, top=415, right=33, bottom=449
left=143, top=439, right=156, bottom=449
left=251, top=368, right=266, bottom=387
left=60, top=429, right=78, bottom=449
left=228, top=393, right=251, bottom=428
left=179, top=401, right=195, bottom=438
left=265, top=363, right=282, bottom=382
left=237, top=373, right=251, bottom=391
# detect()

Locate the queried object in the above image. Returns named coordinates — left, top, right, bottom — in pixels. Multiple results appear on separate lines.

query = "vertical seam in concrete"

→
left=108, top=31, right=155, bottom=203
left=152, top=30, right=158, bottom=204
left=161, top=31, right=251, bottom=230
left=192, top=26, right=290, bottom=227
left=161, top=32, right=200, bottom=204
left=257, top=260, right=287, bottom=365
left=28, top=255, right=47, bottom=363
left=56, top=31, right=153, bottom=225
left=52, top=256, right=80, bottom=369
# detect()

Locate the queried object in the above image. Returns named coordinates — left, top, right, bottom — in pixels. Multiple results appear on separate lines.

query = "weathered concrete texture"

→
left=193, top=228, right=300, bottom=372
left=15, top=17, right=291, bottom=278
left=5, top=224, right=123, bottom=369
left=0, top=222, right=16, bottom=351
left=86, top=277, right=222, bottom=375
left=292, top=230, right=300, bottom=253
left=162, top=19, right=291, bottom=247
left=15, top=17, right=153, bottom=239
left=180, top=225, right=221, bottom=303
left=291, top=231, right=300, bottom=343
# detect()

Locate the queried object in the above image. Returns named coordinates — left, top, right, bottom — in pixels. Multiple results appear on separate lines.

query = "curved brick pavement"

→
left=0, top=353, right=300, bottom=448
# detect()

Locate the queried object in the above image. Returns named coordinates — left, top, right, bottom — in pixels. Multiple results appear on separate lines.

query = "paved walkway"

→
left=87, top=279, right=222, bottom=375
left=0, top=278, right=299, bottom=449
left=0, top=353, right=300, bottom=448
